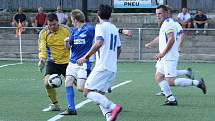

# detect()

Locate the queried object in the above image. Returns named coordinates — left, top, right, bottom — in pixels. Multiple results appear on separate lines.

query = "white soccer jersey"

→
left=94, top=21, right=121, bottom=73
left=159, top=17, right=179, bottom=60
left=177, top=12, right=191, bottom=24
left=175, top=22, right=183, bottom=41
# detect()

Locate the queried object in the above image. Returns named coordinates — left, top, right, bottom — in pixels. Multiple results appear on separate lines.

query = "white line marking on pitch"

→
left=0, top=62, right=23, bottom=68
left=118, top=70, right=142, bottom=73
left=47, top=80, right=133, bottom=121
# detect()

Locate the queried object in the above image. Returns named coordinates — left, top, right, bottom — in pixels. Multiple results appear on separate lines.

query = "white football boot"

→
left=42, top=104, right=60, bottom=112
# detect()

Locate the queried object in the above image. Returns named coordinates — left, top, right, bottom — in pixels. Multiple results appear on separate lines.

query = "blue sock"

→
left=66, top=86, right=76, bottom=111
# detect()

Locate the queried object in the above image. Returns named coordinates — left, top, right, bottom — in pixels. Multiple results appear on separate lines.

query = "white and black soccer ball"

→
left=48, top=74, right=62, bottom=88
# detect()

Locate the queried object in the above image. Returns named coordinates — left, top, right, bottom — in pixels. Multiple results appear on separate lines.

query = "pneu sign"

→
left=113, top=0, right=158, bottom=8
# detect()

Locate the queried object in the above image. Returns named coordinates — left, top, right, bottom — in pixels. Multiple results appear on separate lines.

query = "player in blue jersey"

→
left=60, top=9, right=94, bottom=115
left=60, top=9, right=132, bottom=115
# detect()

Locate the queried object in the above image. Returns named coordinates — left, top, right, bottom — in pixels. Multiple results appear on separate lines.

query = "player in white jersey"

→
left=145, top=5, right=206, bottom=96
left=154, top=5, right=179, bottom=105
left=148, top=5, right=206, bottom=106
left=77, top=4, right=122, bottom=121
left=60, top=9, right=131, bottom=115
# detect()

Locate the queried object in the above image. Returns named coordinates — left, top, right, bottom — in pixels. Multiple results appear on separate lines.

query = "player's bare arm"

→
left=178, top=32, right=185, bottom=52
left=154, top=32, right=174, bottom=60
left=64, top=37, right=71, bottom=49
left=121, top=29, right=133, bottom=37
left=77, top=40, right=103, bottom=65
left=145, top=36, right=159, bottom=48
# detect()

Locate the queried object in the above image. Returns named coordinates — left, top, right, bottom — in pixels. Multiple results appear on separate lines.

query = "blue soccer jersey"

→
left=69, top=24, right=95, bottom=70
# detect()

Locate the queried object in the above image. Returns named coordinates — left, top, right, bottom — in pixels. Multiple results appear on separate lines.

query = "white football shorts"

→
left=66, top=62, right=87, bottom=80
left=156, top=58, right=178, bottom=77
left=85, top=69, right=115, bottom=92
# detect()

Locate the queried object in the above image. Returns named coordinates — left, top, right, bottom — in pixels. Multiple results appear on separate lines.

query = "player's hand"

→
left=76, top=57, right=87, bottom=66
left=38, top=59, right=45, bottom=72
left=154, top=53, right=165, bottom=60
left=64, top=37, right=70, bottom=48
left=122, top=29, right=132, bottom=37
left=145, top=43, right=152, bottom=48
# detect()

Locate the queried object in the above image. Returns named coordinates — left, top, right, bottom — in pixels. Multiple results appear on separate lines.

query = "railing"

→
left=0, top=27, right=215, bottom=62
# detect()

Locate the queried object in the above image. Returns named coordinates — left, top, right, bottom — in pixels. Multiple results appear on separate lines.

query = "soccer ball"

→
left=48, top=74, right=62, bottom=88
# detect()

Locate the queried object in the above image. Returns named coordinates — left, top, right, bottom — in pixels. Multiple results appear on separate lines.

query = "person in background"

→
left=193, top=10, right=208, bottom=35
left=177, top=8, right=192, bottom=28
left=12, top=7, right=28, bottom=29
left=56, top=6, right=68, bottom=25
left=32, top=7, right=47, bottom=33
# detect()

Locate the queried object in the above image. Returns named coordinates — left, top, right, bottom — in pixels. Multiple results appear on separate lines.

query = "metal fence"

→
left=0, top=27, right=215, bottom=62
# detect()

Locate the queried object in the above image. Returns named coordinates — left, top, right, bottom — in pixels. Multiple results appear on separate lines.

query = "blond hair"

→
left=70, top=9, right=85, bottom=23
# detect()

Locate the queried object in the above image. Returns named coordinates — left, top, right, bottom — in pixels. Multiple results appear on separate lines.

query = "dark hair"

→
left=197, top=9, right=203, bottom=12
left=47, top=13, right=58, bottom=22
left=165, top=5, right=173, bottom=14
left=97, top=4, right=112, bottom=20
left=156, top=5, right=168, bottom=12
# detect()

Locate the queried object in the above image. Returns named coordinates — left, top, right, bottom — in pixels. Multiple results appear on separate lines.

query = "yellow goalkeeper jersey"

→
left=38, top=25, right=70, bottom=64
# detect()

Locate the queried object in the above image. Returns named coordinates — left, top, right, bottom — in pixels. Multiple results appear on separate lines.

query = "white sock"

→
left=99, top=105, right=111, bottom=116
left=192, top=80, right=200, bottom=86
left=87, top=91, right=116, bottom=109
left=174, top=78, right=193, bottom=86
left=105, top=112, right=111, bottom=121
left=177, top=69, right=189, bottom=76
left=159, top=80, right=173, bottom=98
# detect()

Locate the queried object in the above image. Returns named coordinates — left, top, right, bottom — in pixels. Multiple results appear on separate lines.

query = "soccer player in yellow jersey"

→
left=38, top=13, right=70, bottom=112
